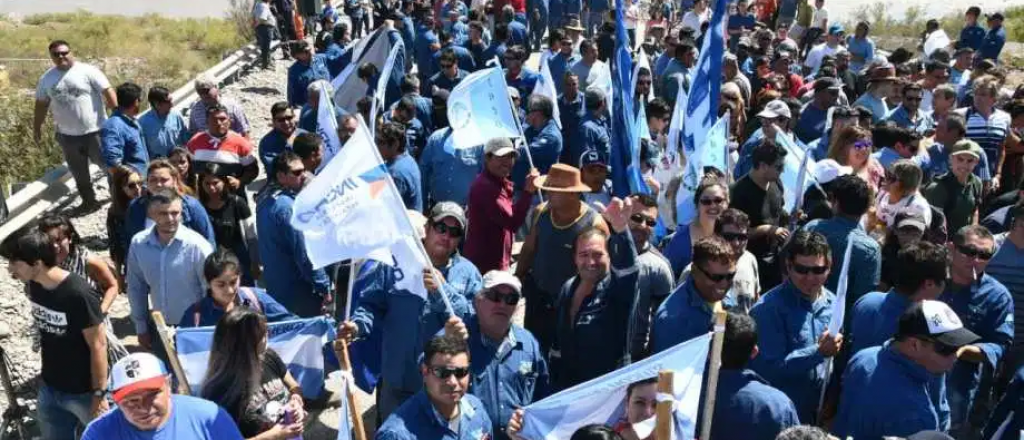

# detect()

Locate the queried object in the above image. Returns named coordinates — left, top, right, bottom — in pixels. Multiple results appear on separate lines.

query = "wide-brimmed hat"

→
left=564, top=15, right=585, bottom=31
left=535, top=164, right=592, bottom=193
left=867, top=64, right=898, bottom=82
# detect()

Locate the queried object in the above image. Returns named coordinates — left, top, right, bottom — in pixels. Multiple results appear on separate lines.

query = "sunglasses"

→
left=483, top=289, right=521, bottom=305
left=721, top=232, right=748, bottom=242
left=920, top=337, right=959, bottom=356
left=853, top=140, right=873, bottom=150
left=904, top=96, right=923, bottom=102
left=630, top=214, right=657, bottom=227
left=431, top=222, right=464, bottom=238
left=430, top=366, right=470, bottom=379
left=792, top=263, right=828, bottom=275
left=287, top=168, right=305, bottom=177
left=695, top=264, right=736, bottom=283
left=956, top=243, right=994, bottom=260
left=700, top=197, right=726, bottom=206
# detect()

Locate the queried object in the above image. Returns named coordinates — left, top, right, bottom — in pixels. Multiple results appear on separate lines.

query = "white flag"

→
left=316, top=83, right=343, bottom=172
left=448, top=67, right=522, bottom=150
left=290, top=119, right=415, bottom=269
left=533, top=58, right=562, bottom=130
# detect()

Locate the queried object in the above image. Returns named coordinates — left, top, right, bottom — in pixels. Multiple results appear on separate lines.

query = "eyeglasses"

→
left=695, top=264, right=736, bottom=283
left=956, top=243, right=994, bottom=260
left=50, top=50, right=70, bottom=58
left=700, top=197, right=726, bottom=206
left=431, top=222, right=464, bottom=238
left=792, top=263, right=829, bottom=275
left=483, top=289, right=521, bottom=305
left=721, top=232, right=748, bottom=242
left=920, top=337, right=959, bottom=356
left=630, top=214, right=657, bottom=227
left=430, top=366, right=470, bottom=380
left=853, top=140, right=873, bottom=150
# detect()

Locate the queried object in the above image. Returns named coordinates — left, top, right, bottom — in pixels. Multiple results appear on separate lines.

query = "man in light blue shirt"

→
left=138, top=86, right=189, bottom=159
left=126, top=189, right=212, bottom=350
left=871, top=124, right=928, bottom=170
left=853, top=63, right=896, bottom=124
left=884, top=83, right=934, bottom=135
left=420, top=126, right=483, bottom=207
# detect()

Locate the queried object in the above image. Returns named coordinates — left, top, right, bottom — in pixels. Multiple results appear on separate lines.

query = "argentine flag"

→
left=175, top=317, right=337, bottom=398
left=520, top=333, right=713, bottom=440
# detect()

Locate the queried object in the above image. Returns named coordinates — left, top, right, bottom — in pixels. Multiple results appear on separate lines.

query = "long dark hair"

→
left=197, top=162, right=229, bottom=206
left=37, top=213, right=82, bottom=255
left=200, top=308, right=268, bottom=421
left=110, top=164, right=142, bottom=216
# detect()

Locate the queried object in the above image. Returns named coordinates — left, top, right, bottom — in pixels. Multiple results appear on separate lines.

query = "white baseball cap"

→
left=813, top=159, right=854, bottom=184
left=481, top=270, right=522, bottom=294
left=110, top=353, right=169, bottom=403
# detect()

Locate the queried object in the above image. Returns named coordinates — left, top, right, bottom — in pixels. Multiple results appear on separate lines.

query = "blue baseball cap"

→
left=828, top=24, right=845, bottom=35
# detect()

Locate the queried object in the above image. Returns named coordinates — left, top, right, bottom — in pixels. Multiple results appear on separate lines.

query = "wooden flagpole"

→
left=699, top=311, right=727, bottom=440
left=150, top=311, right=191, bottom=395
left=335, top=340, right=368, bottom=440
left=654, top=370, right=674, bottom=440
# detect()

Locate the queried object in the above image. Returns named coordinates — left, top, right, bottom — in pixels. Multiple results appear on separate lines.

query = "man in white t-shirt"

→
left=811, top=0, right=828, bottom=32
left=875, top=159, right=933, bottom=231
left=33, top=40, right=116, bottom=211
left=803, top=24, right=844, bottom=76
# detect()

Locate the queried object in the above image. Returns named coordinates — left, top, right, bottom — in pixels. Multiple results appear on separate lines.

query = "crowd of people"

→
left=8, top=0, right=1024, bottom=439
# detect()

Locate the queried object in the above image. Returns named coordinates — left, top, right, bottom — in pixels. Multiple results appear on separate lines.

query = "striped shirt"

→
left=957, top=106, right=1011, bottom=177
left=186, top=131, right=257, bottom=178
left=988, top=238, right=1024, bottom=347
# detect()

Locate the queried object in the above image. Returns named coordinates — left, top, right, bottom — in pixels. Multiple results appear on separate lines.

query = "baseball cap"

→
left=429, top=201, right=467, bottom=229
left=757, top=99, right=792, bottom=119
left=895, top=211, right=928, bottom=232
left=579, top=149, right=608, bottom=168
left=989, top=12, right=1005, bottom=21
left=813, top=77, right=843, bottom=93
left=110, top=353, right=169, bottom=403
left=481, top=270, right=522, bottom=294
left=828, top=24, right=845, bottom=35
left=897, top=300, right=980, bottom=348
left=949, top=139, right=984, bottom=160
left=813, top=159, right=853, bottom=184
left=484, top=137, right=517, bottom=157
left=194, top=73, right=217, bottom=91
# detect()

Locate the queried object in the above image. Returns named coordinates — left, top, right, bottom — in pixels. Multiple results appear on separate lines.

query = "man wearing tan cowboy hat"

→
left=515, top=163, right=609, bottom=354
left=853, top=61, right=898, bottom=124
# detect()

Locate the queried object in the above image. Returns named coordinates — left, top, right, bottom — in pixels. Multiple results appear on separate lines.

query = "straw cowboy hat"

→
left=535, top=164, right=592, bottom=193
left=564, top=15, right=585, bottom=32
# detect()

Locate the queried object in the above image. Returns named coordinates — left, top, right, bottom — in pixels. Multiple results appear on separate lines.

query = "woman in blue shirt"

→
left=663, top=178, right=730, bottom=277
left=179, top=249, right=296, bottom=328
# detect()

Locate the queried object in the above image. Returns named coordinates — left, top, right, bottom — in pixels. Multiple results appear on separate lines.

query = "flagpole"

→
left=699, top=311, right=727, bottom=440
left=336, top=340, right=369, bottom=440
left=344, top=259, right=359, bottom=322
left=654, top=370, right=674, bottom=440
left=499, top=66, right=545, bottom=202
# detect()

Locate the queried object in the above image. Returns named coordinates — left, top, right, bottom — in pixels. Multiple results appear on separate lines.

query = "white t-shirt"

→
left=35, top=63, right=111, bottom=136
left=625, top=4, right=640, bottom=30
left=876, top=191, right=933, bottom=228
left=803, top=43, right=839, bottom=72
left=811, top=7, right=828, bottom=29
left=254, top=2, right=277, bottom=26
left=682, top=9, right=711, bottom=38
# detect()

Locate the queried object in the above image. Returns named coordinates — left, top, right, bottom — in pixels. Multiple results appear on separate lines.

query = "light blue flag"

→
left=176, top=317, right=337, bottom=398
left=448, top=67, right=522, bottom=150
left=775, top=130, right=818, bottom=214
left=520, top=333, right=713, bottom=440
left=291, top=118, right=419, bottom=269
left=334, top=372, right=354, bottom=440
left=674, top=113, right=730, bottom=226
left=532, top=57, right=562, bottom=130
left=368, top=39, right=406, bottom=133
left=316, top=82, right=343, bottom=172
left=637, top=103, right=652, bottom=141
left=698, top=113, right=731, bottom=176
left=682, top=0, right=726, bottom=157
left=666, top=79, right=687, bottom=168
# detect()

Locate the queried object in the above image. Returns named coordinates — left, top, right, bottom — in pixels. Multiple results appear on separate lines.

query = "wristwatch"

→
left=93, top=390, right=106, bottom=398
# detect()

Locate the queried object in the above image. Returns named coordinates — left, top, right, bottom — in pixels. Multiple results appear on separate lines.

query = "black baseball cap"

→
left=897, top=300, right=980, bottom=348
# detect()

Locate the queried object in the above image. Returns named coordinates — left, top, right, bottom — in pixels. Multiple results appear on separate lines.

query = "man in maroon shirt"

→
left=464, top=138, right=538, bottom=273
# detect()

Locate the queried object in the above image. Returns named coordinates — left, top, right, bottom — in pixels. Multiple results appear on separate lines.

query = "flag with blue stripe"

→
left=520, top=333, right=713, bottom=440
left=682, top=0, right=726, bottom=157
left=533, top=56, right=562, bottom=130
left=368, top=39, right=406, bottom=132
left=332, top=28, right=395, bottom=113
left=775, top=130, right=818, bottom=214
left=316, top=83, right=343, bottom=171
left=610, top=0, right=644, bottom=197
left=448, top=67, right=522, bottom=150
left=175, top=317, right=337, bottom=398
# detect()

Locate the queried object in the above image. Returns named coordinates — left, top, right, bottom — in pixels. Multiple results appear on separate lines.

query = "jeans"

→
left=55, top=131, right=103, bottom=204
left=37, top=384, right=93, bottom=440
left=256, top=24, right=275, bottom=68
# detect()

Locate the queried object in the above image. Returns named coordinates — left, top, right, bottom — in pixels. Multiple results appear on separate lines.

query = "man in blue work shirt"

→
left=483, top=23, right=510, bottom=69
left=653, top=236, right=738, bottom=354
left=835, top=300, right=980, bottom=439
left=375, top=335, right=493, bottom=440
left=258, top=102, right=297, bottom=173
left=885, top=83, right=935, bottom=135
left=794, top=78, right=840, bottom=144
left=549, top=197, right=639, bottom=391
left=415, top=16, right=441, bottom=86
left=392, top=74, right=435, bottom=132
left=558, top=72, right=585, bottom=141
left=980, top=13, right=1007, bottom=61
left=750, top=230, right=841, bottom=424
left=384, top=97, right=429, bottom=158
left=803, top=175, right=881, bottom=313
left=504, top=46, right=541, bottom=112
left=941, top=225, right=1015, bottom=437
left=711, top=312, right=801, bottom=440
left=255, top=152, right=331, bottom=317
left=429, top=49, right=470, bottom=94
left=563, top=88, right=610, bottom=166
left=101, top=82, right=149, bottom=178
left=871, top=125, right=926, bottom=170
left=434, top=29, right=477, bottom=75
left=338, top=205, right=475, bottom=421
left=462, top=21, right=489, bottom=69
left=658, top=38, right=695, bottom=105
left=139, top=86, right=188, bottom=160
left=378, top=121, right=423, bottom=211
left=420, top=115, right=483, bottom=207
left=297, top=80, right=345, bottom=135
left=987, top=202, right=1024, bottom=389
left=286, top=41, right=330, bottom=108
left=959, top=7, right=986, bottom=52
left=515, top=95, right=563, bottom=192
left=449, top=271, right=549, bottom=440
left=324, top=24, right=354, bottom=77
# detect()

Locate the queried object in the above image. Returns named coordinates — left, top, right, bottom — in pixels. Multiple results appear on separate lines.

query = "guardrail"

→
left=0, top=40, right=277, bottom=242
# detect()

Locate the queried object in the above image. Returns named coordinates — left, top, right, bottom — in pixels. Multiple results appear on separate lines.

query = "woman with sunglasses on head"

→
left=827, top=125, right=884, bottom=194
left=199, top=162, right=256, bottom=285
left=107, top=164, right=143, bottom=277
left=201, top=307, right=306, bottom=440
left=179, top=249, right=294, bottom=328
left=663, top=177, right=729, bottom=278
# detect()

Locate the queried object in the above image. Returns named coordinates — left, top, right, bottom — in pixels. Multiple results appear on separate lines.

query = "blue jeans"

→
left=255, top=24, right=274, bottom=68
left=37, top=384, right=93, bottom=440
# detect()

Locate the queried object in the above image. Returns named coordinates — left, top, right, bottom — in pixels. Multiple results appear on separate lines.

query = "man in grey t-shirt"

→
left=33, top=39, right=116, bottom=211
